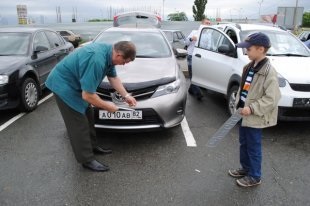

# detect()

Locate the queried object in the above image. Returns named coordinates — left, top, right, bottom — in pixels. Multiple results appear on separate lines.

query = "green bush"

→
left=302, top=12, right=310, bottom=27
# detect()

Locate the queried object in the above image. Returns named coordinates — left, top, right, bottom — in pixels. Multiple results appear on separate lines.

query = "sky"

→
left=0, top=0, right=310, bottom=25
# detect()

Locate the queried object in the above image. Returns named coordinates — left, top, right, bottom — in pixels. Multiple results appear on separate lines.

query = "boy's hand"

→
left=240, top=107, right=252, bottom=116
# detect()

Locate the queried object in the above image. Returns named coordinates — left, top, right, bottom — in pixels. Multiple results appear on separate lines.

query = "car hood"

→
left=0, top=56, right=27, bottom=74
left=100, top=57, right=177, bottom=90
left=269, top=56, right=310, bottom=84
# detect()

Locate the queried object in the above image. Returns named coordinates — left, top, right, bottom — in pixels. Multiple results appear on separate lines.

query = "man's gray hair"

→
left=114, top=41, right=136, bottom=61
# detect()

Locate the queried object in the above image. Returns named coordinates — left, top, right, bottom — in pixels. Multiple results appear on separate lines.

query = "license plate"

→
left=293, top=98, right=310, bottom=107
left=99, top=110, right=142, bottom=120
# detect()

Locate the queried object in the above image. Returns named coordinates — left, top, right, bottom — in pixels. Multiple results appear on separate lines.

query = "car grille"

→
left=96, top=85, right=158, bottom=101
left=96, top=77, right=176, bottom=101
left=290, top=84, right=310, bottom=92
left=94, top=108, right=163, bottom=126
left=278, top=107, right=310, bottom=121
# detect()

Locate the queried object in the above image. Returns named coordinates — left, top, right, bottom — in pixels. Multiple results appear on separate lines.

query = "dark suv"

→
left=0, top=27, right=73, bottom=111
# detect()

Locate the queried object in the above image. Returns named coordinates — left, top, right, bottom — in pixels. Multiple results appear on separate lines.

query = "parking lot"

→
left=0, top=79, right=309, bottom=205
left=0, top=22, right=310, bottom=206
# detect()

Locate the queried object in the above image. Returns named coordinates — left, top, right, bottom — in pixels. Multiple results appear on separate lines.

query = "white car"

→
left=192, top=23, right=310, bottom=121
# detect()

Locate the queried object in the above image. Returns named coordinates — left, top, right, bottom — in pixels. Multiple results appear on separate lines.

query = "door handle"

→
left=195, top=54, right=201, bottom=58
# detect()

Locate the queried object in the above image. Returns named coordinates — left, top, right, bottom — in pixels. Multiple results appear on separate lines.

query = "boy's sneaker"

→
left=236, top=176, right=261, bottom=187
left=228, top=168, right=247, bottom=178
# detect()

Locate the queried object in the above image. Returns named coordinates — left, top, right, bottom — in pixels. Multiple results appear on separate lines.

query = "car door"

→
left=45, top=30, right=70, bottom=62
left=30, top=31, right=57, bottom=86
left=192, top=27, right=241, bottom=95
left=173, top=31, right=186, bottom=49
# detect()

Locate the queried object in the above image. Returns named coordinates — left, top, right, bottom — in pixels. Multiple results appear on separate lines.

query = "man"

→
left=46, top=41, right=137, bottom=172
left=185, top=18, right=211, bottom=100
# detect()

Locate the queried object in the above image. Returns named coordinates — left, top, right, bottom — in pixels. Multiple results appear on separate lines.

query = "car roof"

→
left=0, top=27, right=55, bottom=33
left=104, top=26, right=161, bottom=33
left=161, top=29, right=182, bottom=32
left=225, top=23, right=284, bottom=32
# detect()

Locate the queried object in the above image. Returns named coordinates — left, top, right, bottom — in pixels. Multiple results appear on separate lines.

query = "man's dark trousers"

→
left=54, top=94, right=96, bottom=163
left=187, top=55, right=202, bottom=96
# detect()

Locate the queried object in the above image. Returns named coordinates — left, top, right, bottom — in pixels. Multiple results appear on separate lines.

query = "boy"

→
left=228, top=32, right=281, bottom=187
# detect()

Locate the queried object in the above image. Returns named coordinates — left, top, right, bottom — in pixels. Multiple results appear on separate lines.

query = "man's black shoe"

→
left=93, top=146, right=112, bottom=155
left=82, top=160, right=109, bottom=172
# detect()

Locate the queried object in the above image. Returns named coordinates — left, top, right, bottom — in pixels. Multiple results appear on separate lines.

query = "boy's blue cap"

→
left=236, top=32, right=271, bottom=48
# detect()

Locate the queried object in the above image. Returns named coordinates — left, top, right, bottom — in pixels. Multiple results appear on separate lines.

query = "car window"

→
left=33, top=31, right=51, bottom=51
left=45, top=31, right=64, bottom=48
left=176, top=32, right=183, bottom=40
left=0, top=32, right=30, bottom=56
left=59, top=31, right=70, bottom=36
left=163, top=31, right=173, bottom=42
left=240, top=30, right=310, bottom=56
left=115, top=14, right=160, bottom=28
left=198, top=28, right=221, bottom=52
left=173, top=32, right=178, bottom=41
left=226, top=29, right=238, bottom=44
left=95, top=31, right=171, bottom=58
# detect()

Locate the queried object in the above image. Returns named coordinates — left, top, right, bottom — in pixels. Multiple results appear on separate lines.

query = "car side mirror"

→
left=218, top=44, right=236, bottom=57
left=31, top=46, right=48, bottom=60
left=175, top=48, right=188, bottom=58
left=34, top=46, right=49, bottom=52
left=301, top=37, right=306, bottom=42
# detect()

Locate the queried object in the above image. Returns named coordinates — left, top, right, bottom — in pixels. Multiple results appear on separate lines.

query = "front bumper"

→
left=0, top=83, right=19, bottom=110
left=94, top=86, right=187, bottom=131
left=278, top=84, right=310, bottom=121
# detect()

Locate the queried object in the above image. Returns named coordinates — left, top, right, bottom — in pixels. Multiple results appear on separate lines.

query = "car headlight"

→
left=277, top=73, right=287, bottom=87
left=152, top=79, right=181, bottom=98
left=0, top=75, right=9, bottom=85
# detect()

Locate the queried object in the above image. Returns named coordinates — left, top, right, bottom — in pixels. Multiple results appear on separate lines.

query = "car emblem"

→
left=111, top=92, right=125, bottom=103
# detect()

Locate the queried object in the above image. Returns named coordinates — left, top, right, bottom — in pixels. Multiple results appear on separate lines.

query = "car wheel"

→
left=227, top=85, right=239, bottom=116
left=20, top=78, right=39, bottom=112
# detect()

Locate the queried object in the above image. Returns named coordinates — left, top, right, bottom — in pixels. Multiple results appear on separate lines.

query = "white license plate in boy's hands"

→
left=99, top=110, right=142, bottom=120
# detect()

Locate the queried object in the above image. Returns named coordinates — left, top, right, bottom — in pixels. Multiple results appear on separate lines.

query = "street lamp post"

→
left=162, top=0, right=165, bottom=21
left=258, top=0, right=263, bottom=20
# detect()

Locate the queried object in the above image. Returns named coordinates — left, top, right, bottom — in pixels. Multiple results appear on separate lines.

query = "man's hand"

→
left=240, top=106, right=252, bottom=116
left=191, top=36, right=197, bottom=41
left=124, top=95, right=137, bottom=107
left=105, top=102, right=119, bottom=113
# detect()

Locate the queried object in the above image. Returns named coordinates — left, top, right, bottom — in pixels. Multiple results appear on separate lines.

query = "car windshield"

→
left=240, top=30, right=310, bottom=57
left=95, top=31, right=171, bottom=58
left=0, top=32, right=30, bottom=56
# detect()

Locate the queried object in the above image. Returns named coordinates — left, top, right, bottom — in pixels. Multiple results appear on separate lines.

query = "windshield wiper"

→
left=267, top=53, right=309, bottom=57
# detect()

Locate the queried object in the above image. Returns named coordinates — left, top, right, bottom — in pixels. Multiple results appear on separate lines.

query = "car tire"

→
left=20, top=78, right=39, bottom=112
left=227, top=85, right=239, bottom=116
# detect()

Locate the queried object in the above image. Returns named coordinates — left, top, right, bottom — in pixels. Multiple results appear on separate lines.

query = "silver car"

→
left=91, top=27, right=187, bottom=131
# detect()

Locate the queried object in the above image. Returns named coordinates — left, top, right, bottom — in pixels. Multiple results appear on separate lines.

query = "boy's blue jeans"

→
left=239, top=126, right=262, bottom=180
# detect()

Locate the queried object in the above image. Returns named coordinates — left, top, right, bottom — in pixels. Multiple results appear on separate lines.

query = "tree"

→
left=302, top=12, right=310, bottom=27
left=167, top=12, right=188, bottom=21
left=193, top=0, right=208, bottom=21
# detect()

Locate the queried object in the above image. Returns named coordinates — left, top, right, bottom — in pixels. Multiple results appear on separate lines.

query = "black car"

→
left=0, top=27, right=74, bottom=111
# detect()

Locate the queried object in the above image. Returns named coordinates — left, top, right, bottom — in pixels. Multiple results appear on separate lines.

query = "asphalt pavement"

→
left=0, top=81, right=309, bottom=206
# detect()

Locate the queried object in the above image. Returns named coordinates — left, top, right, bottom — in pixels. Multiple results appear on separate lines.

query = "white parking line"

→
left=181, top=117, right=197, bottom=147
left=0, top=93, right=53, bottom=132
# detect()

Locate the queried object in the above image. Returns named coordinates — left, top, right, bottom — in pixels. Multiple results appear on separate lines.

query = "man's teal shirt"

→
left=46, top=43, right=117, bottom=114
